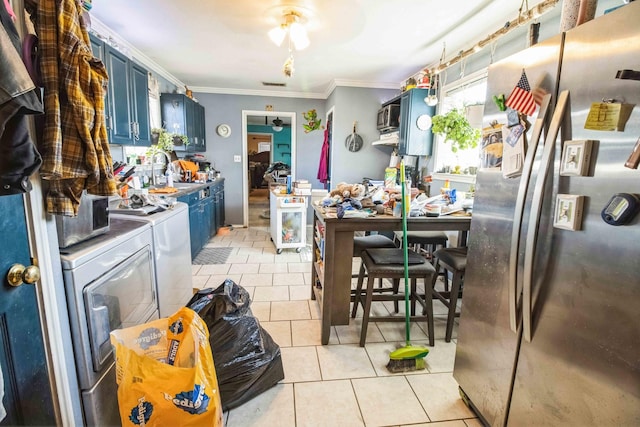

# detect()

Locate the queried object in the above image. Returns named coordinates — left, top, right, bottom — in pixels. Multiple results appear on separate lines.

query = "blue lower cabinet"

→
left=203, top=197, right=214, bottom=241
left=177, top=181, right=224, bottom=259
left=188, top=203, right=201, bottom=260
left=212, top=181, right=225, bottom=233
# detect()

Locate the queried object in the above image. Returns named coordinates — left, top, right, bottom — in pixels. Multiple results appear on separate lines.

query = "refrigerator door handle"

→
left=508, top=93, right=552, bottom=333
left=523, top=90, right=569, bottom=342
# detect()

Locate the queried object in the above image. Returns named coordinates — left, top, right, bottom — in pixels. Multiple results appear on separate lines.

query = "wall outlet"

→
left=234, top=155, right=241, bottom=162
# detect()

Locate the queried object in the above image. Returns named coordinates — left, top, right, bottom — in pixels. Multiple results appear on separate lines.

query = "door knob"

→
left=6, top=263, right=40, bottom=287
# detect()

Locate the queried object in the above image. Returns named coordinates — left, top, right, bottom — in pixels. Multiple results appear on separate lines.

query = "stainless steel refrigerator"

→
left=453, top=3, right=640, bottom=426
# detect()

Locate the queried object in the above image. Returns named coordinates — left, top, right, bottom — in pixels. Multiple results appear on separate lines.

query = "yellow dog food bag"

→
left=110, top=307, right=223, bottom=426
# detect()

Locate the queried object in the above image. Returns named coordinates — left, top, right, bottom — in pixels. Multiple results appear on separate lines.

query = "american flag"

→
left=505, top=70, right=537, bottom=116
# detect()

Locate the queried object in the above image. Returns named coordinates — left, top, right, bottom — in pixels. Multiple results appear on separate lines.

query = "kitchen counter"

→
left=150, top=178, right=224, bottom=198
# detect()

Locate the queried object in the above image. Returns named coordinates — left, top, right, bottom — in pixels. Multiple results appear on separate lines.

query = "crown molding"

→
left=90, top=17, right=186, bottom=89
left=192, top=78, right=400, bottom=100
left=190, top=86, right=326, bottom=99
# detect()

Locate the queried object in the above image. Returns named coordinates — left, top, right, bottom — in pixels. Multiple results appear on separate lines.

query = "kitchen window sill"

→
left=432, top=173, right=477, bottom=185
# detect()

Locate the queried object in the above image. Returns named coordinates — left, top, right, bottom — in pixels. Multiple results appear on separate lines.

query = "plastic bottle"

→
left=403, top=180, right=411, bottom=215
left=165, top=168, right=173, bottom=187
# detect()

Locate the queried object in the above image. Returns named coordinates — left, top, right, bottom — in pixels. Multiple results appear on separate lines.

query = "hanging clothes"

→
left=317, top=125, right=330, bottom=186
left=37, top=0, right=115, bottom=216
left=0, top=0, right=43, bottom=195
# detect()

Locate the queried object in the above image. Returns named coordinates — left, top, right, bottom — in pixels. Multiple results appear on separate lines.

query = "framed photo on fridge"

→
left=480, top=125, right=504, bottom=169
left=553, top=194, right=585, bottom=231
left=560, top=140, right=593, bottom=176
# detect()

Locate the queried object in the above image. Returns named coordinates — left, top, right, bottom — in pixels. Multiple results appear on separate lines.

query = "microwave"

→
left=377, top=104, right=400, bottom=132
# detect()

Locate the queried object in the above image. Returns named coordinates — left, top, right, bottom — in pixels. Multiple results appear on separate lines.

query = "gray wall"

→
left=195, top=93, right=325, bottom=225
left=196, top=87, right=403, bottom=225
left=327, top=86, right=399, bottom=185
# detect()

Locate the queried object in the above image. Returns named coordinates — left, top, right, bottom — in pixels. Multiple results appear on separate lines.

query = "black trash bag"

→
left=186, top=279, right=284, bottom=411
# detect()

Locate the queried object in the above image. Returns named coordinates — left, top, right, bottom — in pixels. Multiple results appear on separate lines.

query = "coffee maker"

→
left=402, top=155, right=419, bottom=187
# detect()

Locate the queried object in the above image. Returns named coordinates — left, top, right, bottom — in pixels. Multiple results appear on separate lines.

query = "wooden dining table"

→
left=311, top=205, right=472, bottom=345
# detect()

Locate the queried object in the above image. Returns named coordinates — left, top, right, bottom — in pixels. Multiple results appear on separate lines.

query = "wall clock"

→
left=416, top=114, right=432, bottom=131
left=216, top=124, right=231, bottom=138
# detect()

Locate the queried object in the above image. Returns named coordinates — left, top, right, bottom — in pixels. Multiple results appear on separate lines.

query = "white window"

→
left=433, top=70, right=487, bottom=183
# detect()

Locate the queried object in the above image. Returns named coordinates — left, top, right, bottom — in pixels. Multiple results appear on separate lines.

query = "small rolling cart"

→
left=269, top=187, right=307, bottom=254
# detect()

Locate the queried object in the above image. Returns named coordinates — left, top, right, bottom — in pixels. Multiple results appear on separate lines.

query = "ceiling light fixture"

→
left=272, top=117, right=284, bottom=132
left=268, top=10, right=310, bottom=51
left=269, top=9, right=310, bottom=78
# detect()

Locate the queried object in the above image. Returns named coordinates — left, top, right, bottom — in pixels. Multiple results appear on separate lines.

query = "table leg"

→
left=320, top=226, right=354, bottom=344
left=332, top=230, right=354, bottom=325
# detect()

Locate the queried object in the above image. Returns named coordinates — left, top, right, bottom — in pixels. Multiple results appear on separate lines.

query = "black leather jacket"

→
left=0, top=1, right=43, bottom=195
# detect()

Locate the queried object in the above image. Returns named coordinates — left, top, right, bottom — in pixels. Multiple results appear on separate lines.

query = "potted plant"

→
left=431, top=108, right=481, bottom=153
left=151, top=128, right=189, bottom=152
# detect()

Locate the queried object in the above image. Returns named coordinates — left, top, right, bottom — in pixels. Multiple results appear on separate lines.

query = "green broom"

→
left=386, top=161, right=429, bottom=373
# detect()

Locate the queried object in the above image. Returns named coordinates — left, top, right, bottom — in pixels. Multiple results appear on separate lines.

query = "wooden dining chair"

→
left=429, top=247, right=467, bottom=342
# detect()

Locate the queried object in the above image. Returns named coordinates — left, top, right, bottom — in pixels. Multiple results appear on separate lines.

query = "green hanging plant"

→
left=431, top=108, right=481, bottom=153
left=150, top=128, right=189, bottom=152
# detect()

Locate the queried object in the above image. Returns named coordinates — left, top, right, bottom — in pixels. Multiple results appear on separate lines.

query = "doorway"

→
left=247, top=132, right=273, bottom=227
left=242, top=110, right=296, bottom=228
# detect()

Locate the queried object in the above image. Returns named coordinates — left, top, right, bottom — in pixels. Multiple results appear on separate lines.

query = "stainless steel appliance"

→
left=111, top=202, right=193, bottom=317
left=377, top=103, right=400, bottom=132
left=60, top=218, right=159, bottom=426
left=56, top=192, right=110, bottom=248
left=453, top=4, right=640, bottom=426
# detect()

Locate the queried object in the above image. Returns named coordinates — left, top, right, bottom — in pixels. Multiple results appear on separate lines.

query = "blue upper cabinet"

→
left=160, top=93, right=206, bottom=152
left=398, top=88, right=435, bottom=156
left=131, top=63, right=151, bottom=145
left=105, top=45, right=133, bottom=144
left=90, top=35, right=151, bottom=146
left=89, top=35, right=113, bottom=140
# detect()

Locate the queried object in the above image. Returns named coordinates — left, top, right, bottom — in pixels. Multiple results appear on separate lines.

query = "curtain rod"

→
left=430, top=0, right=560, bottom=75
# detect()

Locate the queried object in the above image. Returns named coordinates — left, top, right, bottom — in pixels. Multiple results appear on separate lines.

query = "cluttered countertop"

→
left=313, top=177, right=473, bottom=221
left=110, top=156, right=224, bottom=215
left=111, top=179, right=224, bottom=215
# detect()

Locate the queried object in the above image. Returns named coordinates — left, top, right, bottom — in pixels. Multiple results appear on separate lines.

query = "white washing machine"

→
left=60, top=218, right=158, bottom=426
left=111, top=202, right=193, bottom=317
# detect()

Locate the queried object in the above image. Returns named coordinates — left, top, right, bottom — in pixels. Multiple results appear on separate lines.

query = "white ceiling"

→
left=90, top=0, right=548, bottom=98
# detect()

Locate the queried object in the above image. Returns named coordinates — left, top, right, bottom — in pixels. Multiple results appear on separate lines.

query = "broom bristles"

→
left=386, top=344, right=429, bottom=373
left=386, top=357, right=426, bottom=373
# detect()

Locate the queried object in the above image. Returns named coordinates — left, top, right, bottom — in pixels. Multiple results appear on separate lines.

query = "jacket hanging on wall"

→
left=317, top=125, right=330, bottom=185
left=0, top=1, right=43, bottom=195
left=36, top=0, right=116, bottom=216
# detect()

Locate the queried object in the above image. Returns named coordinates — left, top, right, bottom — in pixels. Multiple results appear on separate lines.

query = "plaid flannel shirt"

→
left=37, top=0, right=115, bottom=216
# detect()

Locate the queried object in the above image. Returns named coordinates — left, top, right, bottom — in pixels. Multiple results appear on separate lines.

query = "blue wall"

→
left=247, top=124, right=292, bottom=165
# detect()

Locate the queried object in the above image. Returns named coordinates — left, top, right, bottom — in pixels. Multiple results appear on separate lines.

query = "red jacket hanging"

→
left=317, top=126, right=329, bottom=184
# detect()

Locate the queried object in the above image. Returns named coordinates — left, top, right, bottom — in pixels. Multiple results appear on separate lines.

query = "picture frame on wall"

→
left=560, top=140, right=594, bottom=176
left=553, top=194, right=585, bottom=231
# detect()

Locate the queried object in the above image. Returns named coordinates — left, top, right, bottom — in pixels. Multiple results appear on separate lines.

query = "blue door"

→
left=0, top=195, right=55, bottom=424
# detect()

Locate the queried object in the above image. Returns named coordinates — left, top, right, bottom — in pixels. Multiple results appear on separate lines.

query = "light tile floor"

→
left=193, top=225, right=479, bottom=427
